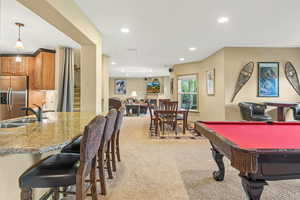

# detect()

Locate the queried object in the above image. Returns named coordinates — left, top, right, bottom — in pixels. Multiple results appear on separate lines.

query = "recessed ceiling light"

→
left=111, top=62, right=116, bottom=65
left=218, top=17, right=229, bottom=24
left=189, top=47, right=197, bottom=51
left=121, top=27, right=130, bottom=33
left=179, top=58, right=185, bottom=61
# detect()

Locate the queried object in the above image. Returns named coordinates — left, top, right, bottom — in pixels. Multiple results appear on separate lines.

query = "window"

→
left=178, top=75, right=198, bottom=111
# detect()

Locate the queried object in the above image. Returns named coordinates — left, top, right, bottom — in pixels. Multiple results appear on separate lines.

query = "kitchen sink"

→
left=0, top=123, right=26, bottom=128
left=0, top=117, right=38, bottom=129
left=9, top=118, right=37, bottom=124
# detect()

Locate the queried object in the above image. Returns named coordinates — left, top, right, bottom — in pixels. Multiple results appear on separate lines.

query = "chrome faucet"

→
left=20, top=104, right=43, bottom=122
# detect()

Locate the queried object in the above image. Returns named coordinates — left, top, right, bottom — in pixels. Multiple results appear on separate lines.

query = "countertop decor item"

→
left=285, top=61, right=300, bottom=96
left=231, top=62, right=254, bottom=102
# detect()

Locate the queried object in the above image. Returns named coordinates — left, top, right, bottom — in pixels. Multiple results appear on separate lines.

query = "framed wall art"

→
left=115, top=79, right=126, bottom=94
left=257, top=62, right=279, bottom=97
left=206, top=69, right=215, bottom=96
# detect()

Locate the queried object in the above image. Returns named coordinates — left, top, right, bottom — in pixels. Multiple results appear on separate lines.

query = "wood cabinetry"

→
left=0, top=57, right=12, bottom=74
left=29, top=52, right=55, bottom=90
left=41, top=52, right=55, bottom=90
left=0, top=49, right=55, bottom=90
left=0, top=56, right=34, bottom=75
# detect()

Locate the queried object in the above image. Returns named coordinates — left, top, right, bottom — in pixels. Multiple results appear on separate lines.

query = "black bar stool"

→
left=19, top=115, right=107, bottom=200
left=111, top=107, right=125, bottom=171
left=61, top=109, right=119, bottom=195
left=97, top=109, right=117, bottom=195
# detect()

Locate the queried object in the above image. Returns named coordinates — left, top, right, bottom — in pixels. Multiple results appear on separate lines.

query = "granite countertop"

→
left=0, top=112, right=102, bottom=155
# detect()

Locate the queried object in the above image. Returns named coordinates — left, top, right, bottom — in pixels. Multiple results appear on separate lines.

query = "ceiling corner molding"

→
left=33, top=48, right=56, bottom=56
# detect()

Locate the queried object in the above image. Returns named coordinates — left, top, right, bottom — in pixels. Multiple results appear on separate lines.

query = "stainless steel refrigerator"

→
left=0, top=76, right=28, bottom=120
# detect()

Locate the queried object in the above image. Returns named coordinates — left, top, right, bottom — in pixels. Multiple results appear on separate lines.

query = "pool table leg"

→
left=211, top=146, right=225, bottom=181
left=240, top=175, right=267, bottom=200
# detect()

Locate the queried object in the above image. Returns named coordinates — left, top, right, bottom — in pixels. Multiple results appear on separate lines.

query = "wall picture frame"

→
left=206, top=69, right=215, bottom=96
left=115, top=79, right=126, bottom=94
left=257, top=62, right=279, bottom=97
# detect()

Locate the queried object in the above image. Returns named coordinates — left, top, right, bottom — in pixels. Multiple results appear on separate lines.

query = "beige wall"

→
left=109, top=77, right=170, bottom=100
left=224, top=47, right=300, bottom=120
left=172, top=47, right=300, bottom=122
left=172, top=49, right=225, bottom=121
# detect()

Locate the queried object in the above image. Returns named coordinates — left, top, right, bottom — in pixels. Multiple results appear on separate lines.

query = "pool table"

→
left=195, top=121, right=300, bottom=200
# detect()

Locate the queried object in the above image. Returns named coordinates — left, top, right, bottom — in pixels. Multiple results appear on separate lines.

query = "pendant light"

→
left=15, top=22, right=24, bottom=49
left=16, top=55, right=22, bottom=62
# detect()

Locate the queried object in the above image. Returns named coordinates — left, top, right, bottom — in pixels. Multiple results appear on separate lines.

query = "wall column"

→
left=80, top=45, right=102, bottom=112
left=17, top=0, right=103, bottom=114
left=102, top=55, right=110, bottom=112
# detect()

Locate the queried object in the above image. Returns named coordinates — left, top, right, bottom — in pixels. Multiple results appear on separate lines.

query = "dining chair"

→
left=159, top=99, right=170, bottom=110
left=148, top=102, right=162, bottom=134
left=148, top=102, right=156, bottom=131
left=177, top=102, right=191, bottom=133
left=19, top=115, right=107, bottom=200
left=160, top=101, right=178, bottom=135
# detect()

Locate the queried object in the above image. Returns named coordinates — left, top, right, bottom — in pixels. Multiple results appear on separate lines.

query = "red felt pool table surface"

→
left=200, top=121, right=300, bottom=149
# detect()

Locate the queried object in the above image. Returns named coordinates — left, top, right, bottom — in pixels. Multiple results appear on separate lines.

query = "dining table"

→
left=153, top=109, right=188, bottom=137
left=264, top=102, right=299, bottom=121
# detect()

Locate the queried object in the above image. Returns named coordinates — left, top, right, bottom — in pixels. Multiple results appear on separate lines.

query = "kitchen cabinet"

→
left=29, top=52, right=55, bottom=90
left=41, top=52, right=55, bottom=90
left=0, top=57, right=14, bottom=75
left=15, top=57, right=34, bottom=75
left=0, top=56, right=34, bottom=76
left=0, top=49, right=55, bottom=90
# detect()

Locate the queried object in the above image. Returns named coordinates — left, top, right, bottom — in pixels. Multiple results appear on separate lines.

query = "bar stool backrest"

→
left=80, top=115, right=107, bottom=163
left=116, top=107, right=125, bottom=131
left=103, top=109, right=118, bottom=142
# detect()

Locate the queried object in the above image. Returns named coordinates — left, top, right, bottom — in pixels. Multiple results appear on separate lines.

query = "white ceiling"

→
left=0, top=0, right=79, bottom=54
left=2, top=0, right=300, bottom=77
left=74, top=0, right=300, bottom=77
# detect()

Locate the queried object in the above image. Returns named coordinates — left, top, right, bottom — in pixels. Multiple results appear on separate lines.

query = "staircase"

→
left=73, top=87, right=80, bottom=112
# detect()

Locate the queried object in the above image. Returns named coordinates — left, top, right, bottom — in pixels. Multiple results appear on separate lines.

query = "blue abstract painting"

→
left=115, top=80, right=126, bottom=94
left=258, top=62, right=279, bottom=97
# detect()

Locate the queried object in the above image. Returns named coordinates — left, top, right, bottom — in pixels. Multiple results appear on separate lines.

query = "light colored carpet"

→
left=68, top=116, right=300, bottom=200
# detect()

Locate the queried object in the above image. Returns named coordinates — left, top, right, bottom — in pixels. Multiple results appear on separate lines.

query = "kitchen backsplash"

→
left=43, top=90, right=57, bottom=111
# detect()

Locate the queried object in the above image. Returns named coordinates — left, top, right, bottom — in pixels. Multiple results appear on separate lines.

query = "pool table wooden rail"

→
left=195, top=121, right=300, bottom=180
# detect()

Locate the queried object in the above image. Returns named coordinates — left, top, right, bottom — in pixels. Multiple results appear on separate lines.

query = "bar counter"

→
left=0, top=112, right=102, bottom=200
left=0, top=112, right=100, bottom=155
